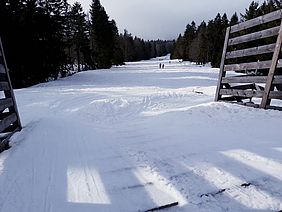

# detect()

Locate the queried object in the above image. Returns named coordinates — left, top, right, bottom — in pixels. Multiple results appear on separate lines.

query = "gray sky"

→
left=69, top=0, right=265, bottom=40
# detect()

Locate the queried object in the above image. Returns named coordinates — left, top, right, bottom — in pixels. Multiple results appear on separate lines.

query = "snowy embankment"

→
left=0, top=57, right=282, bottom=212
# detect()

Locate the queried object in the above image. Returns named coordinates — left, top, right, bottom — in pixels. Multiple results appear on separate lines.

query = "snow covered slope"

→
left=0, top=58, right=282, bottom=212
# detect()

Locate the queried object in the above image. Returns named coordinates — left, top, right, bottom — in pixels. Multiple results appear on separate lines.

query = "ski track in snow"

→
left=0, top=57, right=282, bottom=211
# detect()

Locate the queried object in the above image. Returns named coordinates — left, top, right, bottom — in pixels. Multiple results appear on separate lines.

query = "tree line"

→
left=0, top=0, right=173, bottom=88
left=171, top=0, right=282, bottom=68
left=1, top=0, right=281, bottom=88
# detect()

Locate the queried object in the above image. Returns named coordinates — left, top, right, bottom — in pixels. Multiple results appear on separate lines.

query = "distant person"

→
left=159, top=63, right=162, bottom=69
left=162, top=64, right=165, bottom=69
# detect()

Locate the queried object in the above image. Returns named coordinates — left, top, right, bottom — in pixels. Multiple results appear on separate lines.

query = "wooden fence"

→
left=0, top=37, right=21, bottom=152
left=215, top=10, right=282, bottom=110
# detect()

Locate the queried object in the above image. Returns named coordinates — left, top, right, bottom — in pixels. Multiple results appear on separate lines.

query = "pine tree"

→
left=259, top=0, right=278, bottom=15
left=230, top=12, right=239, bottom=26
left=183, top=21, right=196, bottom=61
left=171, top=34, right=185, bottom=59
left=197, top=21, right=208, bottom=64
left=66, top=2, right=90, bottom=72
left=241, top=1, right=260, bottom=20
left=111, top=20, right=124, bottom=65
left=90, top=0, right=115, bottom=69
left=37, top=0, right=69, bottom=81
left=0, top=0, right=68, bottom=87
left=121, top=30, right=136, bottom=61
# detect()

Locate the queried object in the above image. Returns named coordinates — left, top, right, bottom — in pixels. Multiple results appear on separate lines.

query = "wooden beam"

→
left=0, top=37, right=22, bottom=130
left=224, top=59, right=282, bottom=72
left=269, top=91, right=282, bottom=99
left=219, top=89, right=264, bottom=98
left=266, top=105, right=282, bottom=110
left=215, top=27, right=231, bottom=101
left=261, top=20, right=282, bottom=108
left=0, top=64, right=4, bottom=74
left=229, top=84, right=256, bottom=90
left=0, top=113, right=17, bottom=133
left=0, top=82, right=10, bottom=91
left=229, top=26, right=280, bottom=46
left=220, top=96, right=248, bottom=101
left=226, top=43, right=276, bottom=59
left=0, top=98, right=13, bottom=112
left=222, top=76, right=267, bottom=84
left=230, top=9, right=282, bottom=33
left=222, top=75, right=282, bottom=84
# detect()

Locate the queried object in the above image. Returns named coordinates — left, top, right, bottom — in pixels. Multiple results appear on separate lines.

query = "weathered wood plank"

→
left=266, top=105, right=282, bottom=110
left=220, top=96, right=244, bottom=101
left=224, top=59, right=282, bottom=72
left=0, top=113, right=17, bottom=133
left=0, top=98, right=13, bottom=112
left=0, top=37, right=22, bottom=130
left=2, top=122, right=19, bottom=133
left=0, top=82, right=10, bottom=91
left=230, top=9, right=282, bottom=33
left=230, top=84, right=256, bottom=90
left=226, top=43, right=276, bottom=59
left=219, top=89, right=264, bottom=98
left=215, top=27, right=231, bottom=101
left=269, top=91, right=282, bottom=99
left=261, top=21, right=282, bottom=108
left=222, top=75, right=282, bottom=84
left=222, top=76, right=266, bottom=83
left=229, top=26, right=280, bottom=46
left=0, top=64, right=5, bottom=74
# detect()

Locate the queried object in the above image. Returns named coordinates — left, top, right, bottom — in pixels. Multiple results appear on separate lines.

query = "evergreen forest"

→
left=172, top=0, right=282, bottom=67
left=0, top=0, right=173, bottom=88
left=0, top=0, right=281, bottom=88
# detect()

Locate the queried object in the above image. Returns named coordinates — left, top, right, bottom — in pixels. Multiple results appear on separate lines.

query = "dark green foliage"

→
left=241, top=1, right=261, bottom=20
left=65, top=2, right=91, bottom=73
left=241, top=0, right=282, bottom=20
left=119, top=30, right=173, bottom=62
left=90, top=0, right=115, bottom=69
left=172, top=14, right=228, bottom=66
left=172, top=0, right=282, bottom=68
left=0, top=0, right=68, bottom=88
left=230, top=13, right=239, bottom=26
left=0, top=0, right=172, bottom=88
left=183, top=21, right=196, bottom=61
left=111, top=20, right=125, bottom=65
left=190, top=21, right=208, bottom=64
left=171, top=34, right=185, bottom=59
left=208, top=13, right=229, bottom=67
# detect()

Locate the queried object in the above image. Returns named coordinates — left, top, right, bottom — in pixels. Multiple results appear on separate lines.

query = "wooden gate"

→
left=0, top=37, right=22, bottom=152
left=215, top=10, right=282, bottom=110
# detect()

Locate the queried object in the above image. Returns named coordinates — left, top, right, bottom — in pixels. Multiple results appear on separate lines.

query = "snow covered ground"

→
left=0, top=56, right=282, bottom=212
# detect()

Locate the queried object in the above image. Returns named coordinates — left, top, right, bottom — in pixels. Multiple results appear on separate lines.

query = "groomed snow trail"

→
left=0, top=57, right=282, bottom=212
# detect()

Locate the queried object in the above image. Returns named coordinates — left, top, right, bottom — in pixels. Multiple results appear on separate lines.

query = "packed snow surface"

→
left=0, top=57, right=282, bottom=212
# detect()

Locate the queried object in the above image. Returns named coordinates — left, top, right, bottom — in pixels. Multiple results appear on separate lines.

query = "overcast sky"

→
left=69, top=0, right=265, bottom=40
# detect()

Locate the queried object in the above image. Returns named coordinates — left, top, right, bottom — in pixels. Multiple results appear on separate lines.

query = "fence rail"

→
left=0, top=37, right=21, bottom=152
left=215, top=9, right=282, bottom=110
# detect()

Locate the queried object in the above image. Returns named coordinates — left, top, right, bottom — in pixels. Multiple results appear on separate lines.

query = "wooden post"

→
left=215, top=27, right=231, bottom=101
left=260, top=20, right=282, bottom=109
left=0, top=37, right=22, bottom=130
